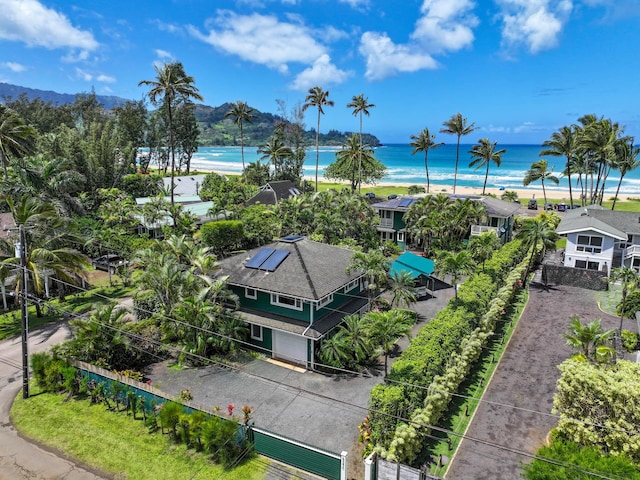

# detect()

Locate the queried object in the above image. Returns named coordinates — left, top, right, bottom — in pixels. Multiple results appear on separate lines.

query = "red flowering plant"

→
left=227, top=403, right=235, bottom=416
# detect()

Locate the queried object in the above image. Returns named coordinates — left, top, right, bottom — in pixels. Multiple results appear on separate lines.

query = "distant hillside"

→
left=0, top=82, right=381, bottom=147
left=0, top=82, right=129, bottom=110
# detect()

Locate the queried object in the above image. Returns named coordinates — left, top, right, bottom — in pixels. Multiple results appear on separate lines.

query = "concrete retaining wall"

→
left=542, top=264, right=608, bottom=291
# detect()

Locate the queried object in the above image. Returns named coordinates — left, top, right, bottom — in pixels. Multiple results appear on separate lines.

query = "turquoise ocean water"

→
left=188, top=144, right=640, bottom=196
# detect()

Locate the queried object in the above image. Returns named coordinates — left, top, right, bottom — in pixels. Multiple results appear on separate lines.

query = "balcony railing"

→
left=624, top=244, right=640, bottom=259
left=470, top=225, right=499, bottom=236
left=379, top=218, right=394, bottom=228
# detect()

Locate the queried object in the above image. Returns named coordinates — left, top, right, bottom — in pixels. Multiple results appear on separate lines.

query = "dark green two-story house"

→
left=372, top=194, right=520, bottom=249
left=216, top=236, right=367, bottom=368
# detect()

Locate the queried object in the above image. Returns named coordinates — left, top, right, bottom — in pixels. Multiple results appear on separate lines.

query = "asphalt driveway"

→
left=445, top=275, right=624, bottom=479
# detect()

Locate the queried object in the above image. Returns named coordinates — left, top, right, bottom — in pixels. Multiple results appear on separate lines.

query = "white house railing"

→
left=470, top=225, right=499, bottom=236
left=624, top=244, right=640, bottom=259
left=379, top=218, right=394, bottom=228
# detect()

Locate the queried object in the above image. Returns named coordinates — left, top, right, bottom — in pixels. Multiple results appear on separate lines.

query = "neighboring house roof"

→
left=556, top=206, right=639, bottom=240
left=390, top=251, right=435, bottom=280
left=163, top=175, right=209, bottom=197
left=135, top=201, right=225, bottom=230
left=217, top=237, right=362, bottom=300
left=245, top=180, right=301, bottom=207
left=372, top=194, right=520, bottom=218
left=0, top=213, right=15, bottom=240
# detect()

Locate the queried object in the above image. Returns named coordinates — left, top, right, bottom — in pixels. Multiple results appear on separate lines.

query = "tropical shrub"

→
left=133, top=291, right=161, bottom=320
left=622, top=330, right=639, bottom=352
left=554, top=358, right=640, bottom=462
left=200, top=220, right=244, bottom=254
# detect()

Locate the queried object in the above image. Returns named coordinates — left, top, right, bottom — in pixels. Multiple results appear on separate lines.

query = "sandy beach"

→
left=195, top=167, right=575, bottom=203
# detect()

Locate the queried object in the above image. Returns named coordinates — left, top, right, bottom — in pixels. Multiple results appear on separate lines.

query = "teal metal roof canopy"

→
left=389, top=251, right=435, bottom=279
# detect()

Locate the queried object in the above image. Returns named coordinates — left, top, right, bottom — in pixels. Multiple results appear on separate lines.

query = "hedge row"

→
left=367, top=239, right=527, bottom=452
left=381, top=255, right=530, bottom=463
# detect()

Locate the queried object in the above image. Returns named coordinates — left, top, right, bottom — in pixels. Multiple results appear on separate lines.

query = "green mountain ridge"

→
left=0, top=82, right=381, bottom=147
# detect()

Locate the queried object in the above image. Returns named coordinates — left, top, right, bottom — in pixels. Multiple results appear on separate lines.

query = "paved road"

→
left=0, top=322, right=106, bottom=480
left=445, top=277, right=622, bottom=480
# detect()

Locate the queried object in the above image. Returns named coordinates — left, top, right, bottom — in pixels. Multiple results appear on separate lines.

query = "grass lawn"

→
left=596, top=282, right=622, bottom=316
left=11, top=386, right=267, bottom=480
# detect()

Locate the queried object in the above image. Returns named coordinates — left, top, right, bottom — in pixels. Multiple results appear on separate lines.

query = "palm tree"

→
left=364, top=310, right=413, bottom=375
left=440, top=113, right=477, bottom=194
left=611, top=140, right=640, bottom=210
left=0, top=105, right=36, bottom=180
left=523, top=159, right=559, bottom=206
left=501, top=190, right=519, bottom=203
left=564, top=316, right=615, bottom=364
left=258, top=134, right=293, bottom=179
left=302, top=86, right=334, bottom=192
left=347, top=94, right=375, bottom=193
left=327, top=134, right=377, bottom=192
left=608, top=266, right=639, bottom=334
left=517, top=217, right=559, bottom=276
left=346, top=250, right=390, bottom=302
left=435, top=250, right=475, bottom=301
left=410, top=128, right=444, bottom=194
left=225, top=101, right=257, bottom=183
left=541, top=125, right=579, bottom=207
left=139, top=62, right=203, bottom=214
left=469, top=231, right=500, bottom=272
left=388, top=270, right=418, bottom=308
left=469, top=138, right=506, bottom=195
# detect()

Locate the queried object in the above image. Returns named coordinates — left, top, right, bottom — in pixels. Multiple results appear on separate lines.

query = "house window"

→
left=397, top=232, right=405, bottom=242
left=575, top=260, right=600, bottom=270
left=318, top=294, right=334, bottom=308
left=576, top=235, right=603, bottom=254
left=245, top=287, right=257, bottom=299
left=271, top=293, right=303, bottom=311
left=490, top=217, right=499, bottom=227
left=250, top=324, right=263, bottom=341
left=344, top=279, right=359, bottom=292
left=380, top=210, right=392, bottom=219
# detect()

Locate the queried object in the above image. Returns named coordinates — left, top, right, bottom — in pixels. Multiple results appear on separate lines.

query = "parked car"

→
left=92, top=254, right=128, bottom=274
left=527, top=199, right=538, bottom=210
left=544, top=202, right=554, bottom=211
left=556, top=203, right=568, bottom=212
left=387, top=194, right=398, bottom=200
left=364, top=192, right=376, bottom=200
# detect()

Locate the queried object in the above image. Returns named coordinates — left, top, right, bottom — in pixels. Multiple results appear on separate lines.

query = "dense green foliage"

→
left=201, top=220, right=244, bottom=254
left=522, top=438, right=640, bottom=479
left=366, top=239, right=528, bottom=462
left=554, top=359, right=640, bottom=462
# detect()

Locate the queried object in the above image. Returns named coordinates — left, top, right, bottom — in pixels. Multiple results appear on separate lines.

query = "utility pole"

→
left=17, top=225, right=29, bottom=399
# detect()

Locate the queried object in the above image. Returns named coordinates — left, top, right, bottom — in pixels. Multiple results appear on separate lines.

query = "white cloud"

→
left=1, top=62, right=27, bottom=72
left=359, top=32, right=438, bottom=80
left=339, top=0, right=370, bottom=7
left=75, top=67, right=93, bottom=81
left=62, top=49, right=90, bottom=63
left=498, top=0, right=573, bottom=54
left=189, top=11, right=326, bottom=73
left=97, top=74, right=115, bottom=83
left=0, top=0, right=98, bottom=51
left=412, top=0, right=478, bottom=53
left=290, top=54, right=351, bottom=91
left=154, top=49, right=174, bottom=60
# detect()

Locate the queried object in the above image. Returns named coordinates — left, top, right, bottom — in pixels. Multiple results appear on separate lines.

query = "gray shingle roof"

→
left=245, top=180, right=299, bottom=206
left=372, top=194, right=520, bottom=217
left=557, top=206, right=640, bottom=239
left=217, top=237, right=363, bottom=300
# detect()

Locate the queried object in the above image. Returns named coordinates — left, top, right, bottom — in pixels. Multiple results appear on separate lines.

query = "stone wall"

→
left=542, top=264, right=608, bottom=291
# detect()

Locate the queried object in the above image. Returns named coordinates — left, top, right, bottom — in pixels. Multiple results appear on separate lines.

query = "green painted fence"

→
left=249, top=426, right=345, bottom=480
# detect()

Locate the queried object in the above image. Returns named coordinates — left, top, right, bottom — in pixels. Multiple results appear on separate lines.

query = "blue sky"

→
left=0, top=0, right=639, bottom=144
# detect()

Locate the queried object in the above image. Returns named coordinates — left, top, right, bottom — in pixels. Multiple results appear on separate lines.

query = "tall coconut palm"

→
left=302, top=86, right=334, bottom=192
left=440, top=113, right=477, bottom=194
left=611, top=140, right=640, bottom=210
left=258, top=134, right=293, bottom=179
left=346, top=249, right=390, bottom=302
left=523, top=159, right=559, bottom=206
left=225, top=100, right=257, bottom=183
left=541, top=125, right=579, bottom=207
left=0, top=105, right=36, bottom=180
left=347, top=94, right=375, bottom=193
left=410, top=128, right=444, bottom=194
left=139, top=62, right=203, bottom=215
left=468, top=138, right=506, bottom=195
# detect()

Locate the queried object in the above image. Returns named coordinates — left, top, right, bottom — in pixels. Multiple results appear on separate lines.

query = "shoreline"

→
left=190, top=167, right=579, bottom=202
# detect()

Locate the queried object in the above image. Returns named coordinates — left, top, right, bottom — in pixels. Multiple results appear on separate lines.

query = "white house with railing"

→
left=556, top=205, right=640, bottom=275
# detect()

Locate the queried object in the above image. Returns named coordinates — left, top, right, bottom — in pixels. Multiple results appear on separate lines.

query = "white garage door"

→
left=273, top=331, right=307, bottom=365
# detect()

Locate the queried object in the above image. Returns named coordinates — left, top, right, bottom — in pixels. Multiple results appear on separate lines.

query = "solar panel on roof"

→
left=398, top=198, right=415, bottom=207
left=280, top=234, right=304, bottom=242
left=245, top=248, right=275, bottom=269
left=260, top=249, right=289, bottom=272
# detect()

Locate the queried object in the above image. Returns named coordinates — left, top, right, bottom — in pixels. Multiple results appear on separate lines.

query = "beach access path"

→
left=445, top=273, right=624, bottom=479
